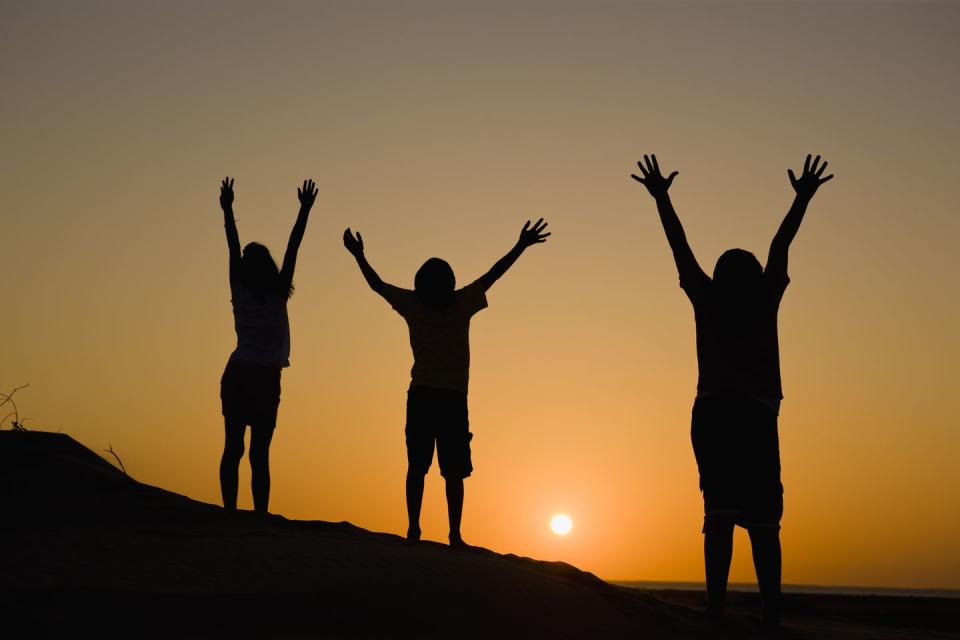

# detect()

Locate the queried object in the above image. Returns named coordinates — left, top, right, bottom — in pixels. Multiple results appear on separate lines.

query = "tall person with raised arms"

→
left=632, top=154, right=833, bottom=631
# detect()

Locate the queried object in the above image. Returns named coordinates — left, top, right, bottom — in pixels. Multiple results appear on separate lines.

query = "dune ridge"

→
left=2, top=432, right=956, bottom=639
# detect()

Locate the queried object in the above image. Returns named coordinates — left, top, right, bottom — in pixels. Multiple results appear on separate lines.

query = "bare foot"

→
left=448, top=534, right=470, bottom=550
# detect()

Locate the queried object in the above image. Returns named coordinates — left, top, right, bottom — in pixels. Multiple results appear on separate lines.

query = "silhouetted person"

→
left=217, top=177, right=318, bottom=514
left=632, top=154, right=833, bottom=630
left=343, top=220, right=551, bottom=547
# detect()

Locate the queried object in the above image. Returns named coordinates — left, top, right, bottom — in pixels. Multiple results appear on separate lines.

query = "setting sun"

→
left=550, top=514, right=573, bottom=536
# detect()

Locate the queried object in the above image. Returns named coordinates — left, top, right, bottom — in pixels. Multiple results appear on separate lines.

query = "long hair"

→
left=240, top=242, right=293, bottom=299
left=712, top=249, right=764, bottom=335
left=414, top=258, right=455, bottom=310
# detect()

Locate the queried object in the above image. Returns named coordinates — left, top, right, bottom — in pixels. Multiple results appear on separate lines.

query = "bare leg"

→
left=748, top=527, right=782, bottom=630
left=249, top=424, right=274, bottom=514
left=220, top=419, right=246, bottom=511
left=445, top=476, right=464, bottom=546
left=703, top=516, right=735, bottom=618
left=405, top=467, right=425, bottom=541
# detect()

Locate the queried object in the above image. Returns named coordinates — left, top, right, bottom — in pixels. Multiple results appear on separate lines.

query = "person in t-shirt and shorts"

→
left=343, top=219, right=551, bottom=547
left=632, top=154, right=833, bottom=630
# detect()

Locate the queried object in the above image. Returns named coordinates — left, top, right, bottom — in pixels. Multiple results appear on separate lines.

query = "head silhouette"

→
left=241, top=242, right=293, bottom=299
left=713, top=248, right=763, bottom=299
left=415, top=258, right=456, bottom=309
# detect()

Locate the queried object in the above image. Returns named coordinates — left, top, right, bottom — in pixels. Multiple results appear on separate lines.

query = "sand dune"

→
left=1, top=432, right=955, bottom=639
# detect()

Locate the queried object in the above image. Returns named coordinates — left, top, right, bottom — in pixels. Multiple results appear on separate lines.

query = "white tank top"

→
left=228, top=281, right=290, bottom=368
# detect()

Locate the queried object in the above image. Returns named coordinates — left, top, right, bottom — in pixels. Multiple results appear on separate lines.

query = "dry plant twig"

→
left=104, top=444, right=128, bottom=476
left=1, top=384, right=30, bottom=431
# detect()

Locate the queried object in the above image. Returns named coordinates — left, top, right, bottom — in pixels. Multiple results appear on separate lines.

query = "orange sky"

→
left=2, top=1, right=958, bottom=589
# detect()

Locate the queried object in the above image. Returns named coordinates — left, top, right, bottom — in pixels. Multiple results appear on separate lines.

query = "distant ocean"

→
left=613, top=581, right=960, bottom=599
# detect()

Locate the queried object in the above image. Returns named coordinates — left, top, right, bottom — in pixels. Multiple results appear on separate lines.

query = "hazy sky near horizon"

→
left=2, top=1, right=958, bottom=588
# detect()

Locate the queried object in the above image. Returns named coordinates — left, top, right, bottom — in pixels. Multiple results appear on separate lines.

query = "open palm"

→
left=518, top=218, right=551, bottom=248
left=789, top=155, right=833, bottom=199
left=631, top=154, right=678, bottom=198
left=297, top=179, right=318, bottom=209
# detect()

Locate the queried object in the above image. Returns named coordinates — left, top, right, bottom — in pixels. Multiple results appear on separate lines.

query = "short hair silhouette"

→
left=343, top=218, right=551, bottom=547
left=414, top=258, right=456, bottom=309
left=241, top=242, right=293, bottom=299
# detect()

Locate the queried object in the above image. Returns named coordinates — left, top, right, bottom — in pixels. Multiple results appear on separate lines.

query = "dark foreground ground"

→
left=637, top=589, right=959, bottom=640
left=1, top=432, right=957, bottom=639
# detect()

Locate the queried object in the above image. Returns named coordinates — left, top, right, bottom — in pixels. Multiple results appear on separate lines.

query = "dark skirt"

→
left=220, top=361, right=282, bottom=429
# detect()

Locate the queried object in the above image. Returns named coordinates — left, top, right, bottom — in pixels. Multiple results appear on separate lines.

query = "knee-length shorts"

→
left=405, top=387, right=473, bottom=479
left=691, top=394, right=783, bottom=530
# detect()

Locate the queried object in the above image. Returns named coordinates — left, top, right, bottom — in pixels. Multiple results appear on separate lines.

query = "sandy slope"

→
left=1, top=432, right=955, bottom=639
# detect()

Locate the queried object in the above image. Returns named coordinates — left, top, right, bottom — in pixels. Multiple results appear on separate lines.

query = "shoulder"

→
left=764, top=269, right=790, bottom=286
left=763, top=269, right=790, bottom=301
left=458, top=280, right=484, bottom=296
left=456, top=281, right=489, bottom=314
left=382, top=283, right=415, bottom=299
left=381, top=284, right=417, bottom=311
left=681, top=271, right=712, bottom=306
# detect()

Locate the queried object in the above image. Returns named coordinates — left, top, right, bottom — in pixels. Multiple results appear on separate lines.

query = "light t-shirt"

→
left=228, top=280, right=290, bottom=368
left=381, top=282, right=488, bottom=393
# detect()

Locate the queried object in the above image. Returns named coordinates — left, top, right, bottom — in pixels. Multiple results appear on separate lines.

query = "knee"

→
left=406, top=465, right=427, bottom=480
left=444, top=477, right=464, bottom=497
left=747, top=526, right=780, bottom=544
left=223, top=440, right=245, bottom=463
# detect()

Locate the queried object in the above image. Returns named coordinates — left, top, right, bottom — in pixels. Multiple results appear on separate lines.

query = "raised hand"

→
left=517, top=218, right=550, bottom=249
left=788, top=155, right=833, bottom=199
left=343, top=228, right=364, bottom=256
left=297, top=179, right=318, bottom=210
left=474, top=218, right=552, bottom=292
left=220, top=177, right=235, bottom=210
left=631, top=154, right=678, bottom=198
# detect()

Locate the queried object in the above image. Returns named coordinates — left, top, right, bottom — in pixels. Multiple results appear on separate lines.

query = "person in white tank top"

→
left=217, top=176, right=317, bottom=514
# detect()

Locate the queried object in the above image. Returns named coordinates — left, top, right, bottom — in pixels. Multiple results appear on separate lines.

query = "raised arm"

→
left=219, top=177, right=242, bottom=283
left=631, top=155, right=707, bottom=288
left=279, top=179, right=318, bottom=291
left=343, top=228, right=386, bottom=295
left=472, top=218, right=551, bottom=292
left=766, top=154, right=833, bottom=277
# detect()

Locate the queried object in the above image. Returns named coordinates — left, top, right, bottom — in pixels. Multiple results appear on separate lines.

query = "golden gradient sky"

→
left=2, top=1, right=958, bottom=589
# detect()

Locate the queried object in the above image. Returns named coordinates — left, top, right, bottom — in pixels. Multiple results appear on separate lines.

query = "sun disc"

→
left=550, top=513, right=573, bottom=535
